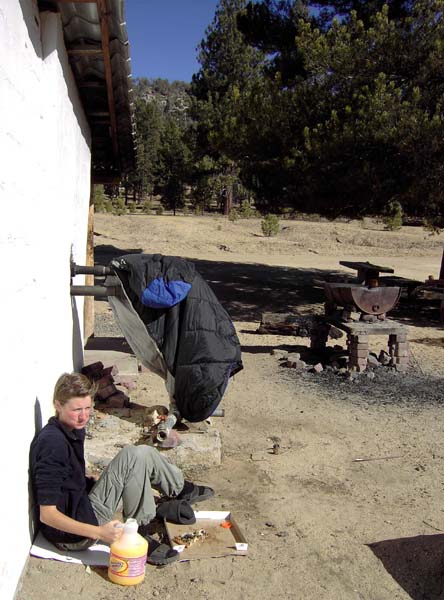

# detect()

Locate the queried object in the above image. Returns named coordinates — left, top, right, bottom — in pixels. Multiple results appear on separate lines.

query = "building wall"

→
left=0, top=3, right=91, bottom=598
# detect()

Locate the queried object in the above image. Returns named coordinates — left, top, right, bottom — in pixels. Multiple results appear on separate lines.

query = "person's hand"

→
left=98, top=520, right=124, bottom=544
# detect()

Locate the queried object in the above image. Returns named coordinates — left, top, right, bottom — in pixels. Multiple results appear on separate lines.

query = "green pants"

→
left=89, top=445, right=184, bottom=526
left=57, top=445, right=184, bottom=551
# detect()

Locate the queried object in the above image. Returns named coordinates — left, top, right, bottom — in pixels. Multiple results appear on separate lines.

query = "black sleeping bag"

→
left=107, top=254, right=243, bottom=422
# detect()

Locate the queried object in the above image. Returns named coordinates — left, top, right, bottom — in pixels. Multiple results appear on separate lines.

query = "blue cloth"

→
left=141, top=277, right=191, bottom=308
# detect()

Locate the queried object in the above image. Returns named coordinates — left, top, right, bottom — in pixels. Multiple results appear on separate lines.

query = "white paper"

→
left=30, top=531, right=110, bottom=566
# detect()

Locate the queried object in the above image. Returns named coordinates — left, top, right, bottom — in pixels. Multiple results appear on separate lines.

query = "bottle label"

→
left=109, top=551, right=147, bottom=578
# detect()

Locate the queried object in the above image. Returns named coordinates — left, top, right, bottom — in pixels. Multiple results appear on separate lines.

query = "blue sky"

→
left=125, top=1, right=220, bottom=83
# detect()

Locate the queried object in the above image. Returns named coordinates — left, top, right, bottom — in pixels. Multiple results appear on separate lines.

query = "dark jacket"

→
left=107, top=254, right=243, bottom=422
left=30, top=417, right=97, bottom=545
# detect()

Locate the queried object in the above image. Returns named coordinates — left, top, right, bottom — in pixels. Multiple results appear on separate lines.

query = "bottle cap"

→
left=124, top=518, right=138, bottom=533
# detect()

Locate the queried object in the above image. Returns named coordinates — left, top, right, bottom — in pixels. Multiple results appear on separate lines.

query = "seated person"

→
left=30, top=372, right=213, bottom=565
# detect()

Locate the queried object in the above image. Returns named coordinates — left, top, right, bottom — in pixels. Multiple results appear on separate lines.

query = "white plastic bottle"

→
left=108, top=519, right=148, bottom=586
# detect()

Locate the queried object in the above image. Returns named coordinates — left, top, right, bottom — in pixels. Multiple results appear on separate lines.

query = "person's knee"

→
left=120, top=444, right=157, bottom=462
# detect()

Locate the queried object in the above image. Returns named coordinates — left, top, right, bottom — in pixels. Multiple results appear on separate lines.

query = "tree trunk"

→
left=224, top=183, right=233, bottom=215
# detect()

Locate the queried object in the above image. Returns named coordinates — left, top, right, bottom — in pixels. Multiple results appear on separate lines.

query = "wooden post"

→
left=83, top=186, right=95, bottom=342
left=439, top=244, right=444, bottom=280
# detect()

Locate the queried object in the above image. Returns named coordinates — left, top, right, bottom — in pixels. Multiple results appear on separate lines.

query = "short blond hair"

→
left=53, top=372, right=97, bottom=409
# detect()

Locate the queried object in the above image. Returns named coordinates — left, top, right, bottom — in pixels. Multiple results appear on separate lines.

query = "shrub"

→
left=261, top=214, right=280, bottom=237
left=155, top=205, right=164, bottom=215
left=383, top=200, right=403, bottom=231
left=228, top=208, right=239, bottom=222
left=94, top=185, right=112, bottom=213
left=127, top=200, right=137, bottom=213
left=239, top=200, right=256, bottom=219
left=141, top=199, right=152, bottom=214
left=112, top=196, right=126, bottom=216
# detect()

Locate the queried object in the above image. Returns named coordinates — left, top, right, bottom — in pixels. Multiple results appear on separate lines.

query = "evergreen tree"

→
left=191, top=0, right=265, bottom=214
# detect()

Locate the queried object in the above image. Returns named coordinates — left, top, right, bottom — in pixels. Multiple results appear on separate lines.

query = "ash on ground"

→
left=282, top=363, right=444, bottom=408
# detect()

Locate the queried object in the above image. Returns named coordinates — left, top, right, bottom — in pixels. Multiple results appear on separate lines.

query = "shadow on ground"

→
left=94, top=244, right=444, bottom=327
left=368, top=534, right=444, bottom=599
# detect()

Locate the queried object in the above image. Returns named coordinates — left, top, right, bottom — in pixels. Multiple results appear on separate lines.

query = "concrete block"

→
left=163, top=430, right=222, bottom=469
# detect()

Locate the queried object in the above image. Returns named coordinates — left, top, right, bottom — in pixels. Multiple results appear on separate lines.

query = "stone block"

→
left=394, top=333, right=408, bottom=342
left=394, top=348, right=409, bottom=358
left=312, top=363, right=323, bottom=373
left=350, top=335, right=369, bottom=344
left=286, top=352, right=300, bottom=361
left=271, top=349, right=289, bottom=358
left=82, top=361, right=104, bottom=379
left=350, top=342, right=369, bottom=350
left=102, top=365, right=119, bottom=377
left=392, top=356, right=410, bottom=365
left=95, top=383, right=119, bottom=401
left=350, top=348, right=369, bottom=358
left=106, top=392, right=128, bottom=408
left=163, top=430, right=222, bottom=469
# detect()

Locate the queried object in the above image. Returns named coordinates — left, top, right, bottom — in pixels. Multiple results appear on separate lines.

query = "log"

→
left=257, top=313, right=343, bottom=339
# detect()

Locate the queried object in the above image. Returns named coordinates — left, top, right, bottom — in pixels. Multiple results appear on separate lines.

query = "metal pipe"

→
left=71, top=263, right=112, bottom=276
left=70, top=285, right=121, bottom=297
left=155, top=414, right=177, bottom=443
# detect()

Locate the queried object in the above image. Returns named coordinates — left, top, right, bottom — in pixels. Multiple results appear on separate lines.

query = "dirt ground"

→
left=17, top=214, right=444, bottom=600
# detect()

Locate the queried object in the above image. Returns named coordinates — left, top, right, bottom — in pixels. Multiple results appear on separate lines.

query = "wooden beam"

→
left=96, top=0, right=119, bottom=168
left=78, top=81, right=104, bottom=88
left=440, top=244, right=444, bottom=280
left=83, top=184, right=95, bottom=342
left=68, top=47, right=102, bottom=56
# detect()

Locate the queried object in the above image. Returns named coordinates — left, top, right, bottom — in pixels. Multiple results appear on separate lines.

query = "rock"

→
left=312, top=363, right=324, bottom=373
left=367, top=354, right=380, bottom=368
left=366, top=371, right=376, bottom=379
left=287, top=352, right=301, bottom=361
left=271, top=349, right=289, bottom=358
left=378, top=350, right=391, bottom=366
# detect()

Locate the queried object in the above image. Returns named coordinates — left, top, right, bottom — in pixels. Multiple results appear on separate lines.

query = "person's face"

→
left=55, top=395, right=92, bottom=430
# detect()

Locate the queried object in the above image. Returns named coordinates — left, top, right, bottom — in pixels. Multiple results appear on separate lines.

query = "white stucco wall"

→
left=0, top=2, right=91, bottom=598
